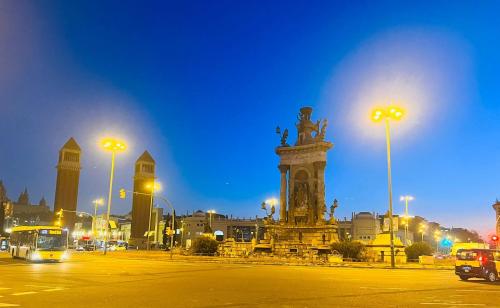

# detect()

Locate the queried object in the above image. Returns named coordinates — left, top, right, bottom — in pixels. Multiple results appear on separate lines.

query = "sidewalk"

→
left=73, top=250, right=454, bottom=270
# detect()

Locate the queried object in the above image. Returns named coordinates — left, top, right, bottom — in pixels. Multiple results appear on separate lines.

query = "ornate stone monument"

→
left=265, top=107, right=338, bottom=255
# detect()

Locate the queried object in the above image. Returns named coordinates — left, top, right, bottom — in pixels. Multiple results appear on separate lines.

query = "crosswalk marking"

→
left=11, top=291, right=37, bottom=296
left=0, top=303, right=20, bottom=307
left=42, top=288, right=64, bottom=292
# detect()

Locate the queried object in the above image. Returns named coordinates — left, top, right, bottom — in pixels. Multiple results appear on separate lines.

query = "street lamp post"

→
left=101, top=138, right=126, bottom=255
left=120, top=188, right=175, bottom=257
left=419, top=223, right=427, bottom=242
left=400, top=195, right=414, bottom=246
left=207, top=210, right=216, bottom=232
left=92, top=198, right=104, bottom=250
left=372, top=106, right=404, bottom=268
left=434, top=230, right=441, bottom=253
left=145, top=182, right=159, bottom=251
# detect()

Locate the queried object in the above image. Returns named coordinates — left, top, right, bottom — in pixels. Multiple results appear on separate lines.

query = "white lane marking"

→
left=420, top=304, right=485, bottom=306
left=42, top=288, right=64, bottom=292
left=0, top=303, right=20, bottom=307
left=11, top=291, right=37, bottom=296
left=456, top=289, right=500, bottom=293
left=24, top=284, right=50, bottom=288
left=360, top=287, right=408, bottom=290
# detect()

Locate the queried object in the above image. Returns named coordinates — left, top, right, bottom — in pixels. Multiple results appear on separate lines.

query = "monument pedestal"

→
left=266, top=223, right=338, bottom=255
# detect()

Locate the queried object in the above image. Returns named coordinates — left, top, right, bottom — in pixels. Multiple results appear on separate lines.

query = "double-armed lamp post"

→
left=371, top=106, right=404, bottom=268
left=400, top=195, right=414, bottom=245
left=145, top=181, right=161, bottom=251
left=92, top=198, right=105, bottom=250
left=100, top=138, right=127, bottom=255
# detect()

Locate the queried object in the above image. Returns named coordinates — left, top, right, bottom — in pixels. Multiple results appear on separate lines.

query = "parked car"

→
left=455, top=249, right=500, bottom=282
left=0, top=238, right=8, bottom=251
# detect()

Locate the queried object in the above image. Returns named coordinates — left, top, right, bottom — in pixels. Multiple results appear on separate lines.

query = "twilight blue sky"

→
left=1, top=1, right=499, bottom=236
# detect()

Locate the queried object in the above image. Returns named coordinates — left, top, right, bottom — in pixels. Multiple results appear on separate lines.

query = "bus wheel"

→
left=486, top=271, right=497, bottom=282
left=459, top=275, right=469, bottom=281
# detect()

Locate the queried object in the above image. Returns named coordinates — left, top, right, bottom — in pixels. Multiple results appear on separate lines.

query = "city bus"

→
left=9, top=226, right=69, bottom=262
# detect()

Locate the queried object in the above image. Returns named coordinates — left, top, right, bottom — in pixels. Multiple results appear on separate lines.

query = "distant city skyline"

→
left=1, top=1, right=500, bottom=237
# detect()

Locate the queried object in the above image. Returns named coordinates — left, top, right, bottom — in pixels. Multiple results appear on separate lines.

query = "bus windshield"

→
left=37, top=234, right=66, bottom=251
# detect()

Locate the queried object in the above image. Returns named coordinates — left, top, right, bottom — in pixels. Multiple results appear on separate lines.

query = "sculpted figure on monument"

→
left=275, top=126, right=289, bottom=147
left=317, top=119, right=328, bottom=141
left=294, top=182, right=309, bottom=215
left=329, top=199, right=338, bottom=222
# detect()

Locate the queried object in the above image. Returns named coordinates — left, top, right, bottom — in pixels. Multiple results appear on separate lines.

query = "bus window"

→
left=37, top=232, right=66, bottom=251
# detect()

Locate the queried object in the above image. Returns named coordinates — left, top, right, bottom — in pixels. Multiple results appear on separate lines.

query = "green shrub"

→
left=331, top=241, right=366, bottom=260
left=405, top=242, right=433, bottom=260
left=191, top=236, right=219, bottom=255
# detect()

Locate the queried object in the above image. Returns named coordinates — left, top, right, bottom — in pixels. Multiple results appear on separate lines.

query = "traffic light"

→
left=492, top=235, right=499, bottom=242
left=119, top=188, right=126, bottom=199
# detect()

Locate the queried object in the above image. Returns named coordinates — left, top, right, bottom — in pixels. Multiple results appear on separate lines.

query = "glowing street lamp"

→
left=207, top=210, right=216, bottom=230
left=372, top=106, right=404, bottom=268
left=418, top=223, right=427, bottom=242
left=145, top=181, right=161, bottom=251
left=434, top=230, right=442, bottom=252
left=400, top=195, right=414, bottom=245
left=261, top=198, right=278, bottom=221
left=100, top=137, right=127, bottom=255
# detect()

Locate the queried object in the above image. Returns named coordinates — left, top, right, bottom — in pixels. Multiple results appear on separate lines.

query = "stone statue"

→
left=329, top=199, right=338, bottom=222
left=314, top=119, right=327, bottom=141
left=275, top=126, right=289, bottom=147
left=294, top=182, right=309, bottom=214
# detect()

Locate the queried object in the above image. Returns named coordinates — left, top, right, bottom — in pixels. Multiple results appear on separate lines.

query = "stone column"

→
left=278, top=165, right=289, bottom=223
left=314, top=161, right=326, bottom=224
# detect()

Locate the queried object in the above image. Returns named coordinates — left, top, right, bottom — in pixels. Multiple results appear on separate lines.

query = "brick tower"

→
left=130, top=151, right=155, bottom=248
left=53, top=137, right=82, bottom=231
left=493, top=199, right=500, bottom=236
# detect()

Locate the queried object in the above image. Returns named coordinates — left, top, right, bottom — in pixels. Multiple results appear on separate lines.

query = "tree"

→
left=405, top=242, right=433, bottom=261
left=331, top=241, right=366, bottom=260
left=191, top=236, right=219, bottom=255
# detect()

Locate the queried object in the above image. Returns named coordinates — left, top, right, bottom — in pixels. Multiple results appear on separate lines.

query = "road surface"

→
left=0, top=251, right=498, bottom=307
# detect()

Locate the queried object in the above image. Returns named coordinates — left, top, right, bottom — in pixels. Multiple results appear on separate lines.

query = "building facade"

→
left=181, top=210, right=264, bottom=249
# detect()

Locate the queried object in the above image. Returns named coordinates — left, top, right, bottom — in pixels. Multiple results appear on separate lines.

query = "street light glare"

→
left=145, top=181, right=162, bottom=192
left=371, top=106, right=405, bottom=123
left=400, top=195, right=414, bottom=201
left=265, top=198, right=279, bottom=207
left=100, top=137, right=127, bottom=152
left=94, top=198, right=105, bottom=205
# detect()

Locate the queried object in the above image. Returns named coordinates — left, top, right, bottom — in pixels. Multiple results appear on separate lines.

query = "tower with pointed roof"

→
left=17, top=188, right=30, bottom=205
left=53, top=137, right=82, bottom=231
left=493, top=200, right=500, bottom=236
left=130, top=151, right=156, bottom=247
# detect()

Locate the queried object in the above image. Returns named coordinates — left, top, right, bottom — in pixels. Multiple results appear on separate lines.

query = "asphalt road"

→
left=0, top=251, right=499, bottom=308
